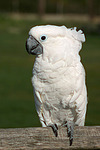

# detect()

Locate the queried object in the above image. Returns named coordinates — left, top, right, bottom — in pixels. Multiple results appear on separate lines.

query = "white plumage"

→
left=26, top=25, right=87, bottom=145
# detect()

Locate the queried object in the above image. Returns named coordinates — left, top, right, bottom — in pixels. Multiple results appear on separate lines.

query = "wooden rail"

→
left=0, top=126, right=100, bottom=149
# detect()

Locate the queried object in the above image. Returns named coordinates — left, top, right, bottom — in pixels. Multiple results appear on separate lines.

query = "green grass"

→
left=0, top=14, right=100, bottom=128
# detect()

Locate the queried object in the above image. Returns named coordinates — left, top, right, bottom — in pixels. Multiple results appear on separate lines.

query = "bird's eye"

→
left=40, top=35, right=47, bottom=41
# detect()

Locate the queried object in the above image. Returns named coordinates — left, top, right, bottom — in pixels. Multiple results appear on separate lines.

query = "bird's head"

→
left=26, top=25, right=85, bottom=62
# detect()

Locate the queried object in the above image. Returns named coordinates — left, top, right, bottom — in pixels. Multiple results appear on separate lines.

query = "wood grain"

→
left=0, top=126, right=100, bottom=149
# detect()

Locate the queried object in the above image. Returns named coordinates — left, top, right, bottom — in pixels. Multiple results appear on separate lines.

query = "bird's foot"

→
left=62, top=121, right=74, bottom=146
left=48, top=123, right=58, bottom=137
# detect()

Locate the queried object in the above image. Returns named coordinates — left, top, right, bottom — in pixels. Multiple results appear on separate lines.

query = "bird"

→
left=25, top=25, right=87, bottom=146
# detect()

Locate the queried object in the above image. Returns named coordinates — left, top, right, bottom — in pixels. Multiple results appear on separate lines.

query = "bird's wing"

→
left=68, top=65, right=87, bottom=126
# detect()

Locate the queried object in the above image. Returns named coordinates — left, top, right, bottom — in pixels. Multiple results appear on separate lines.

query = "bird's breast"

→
left=32, top=62, right=77, bottom=105
left=32, top=57, right=84, bottom=105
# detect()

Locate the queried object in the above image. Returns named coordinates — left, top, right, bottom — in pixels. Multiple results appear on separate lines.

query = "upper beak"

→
left=26, top=35, right=43, bottom=55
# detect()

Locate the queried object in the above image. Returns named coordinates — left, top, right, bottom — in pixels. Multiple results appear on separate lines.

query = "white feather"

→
left=30, top=25, right=87, bottom=127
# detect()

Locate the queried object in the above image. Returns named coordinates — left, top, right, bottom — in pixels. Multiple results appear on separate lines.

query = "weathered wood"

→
left=0, top=126, right=100, bottom=149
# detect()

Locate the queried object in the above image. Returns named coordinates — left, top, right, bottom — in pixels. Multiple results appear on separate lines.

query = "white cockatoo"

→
left=26, top=25, right=87, bottom=146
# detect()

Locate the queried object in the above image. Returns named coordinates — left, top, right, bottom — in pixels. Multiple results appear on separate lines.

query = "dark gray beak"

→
left=26, top=35, right=43, bottom=55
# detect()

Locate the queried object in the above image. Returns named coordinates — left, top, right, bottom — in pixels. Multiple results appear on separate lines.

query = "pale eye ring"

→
left=40, top=35, right=47, bottom=41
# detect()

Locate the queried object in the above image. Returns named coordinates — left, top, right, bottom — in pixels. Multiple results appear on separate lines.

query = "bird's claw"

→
left=48, top=123, right=58, bottom=137
left=62, top=121, right=74, bottom=146
left=48, top=121, right=74, bottom=146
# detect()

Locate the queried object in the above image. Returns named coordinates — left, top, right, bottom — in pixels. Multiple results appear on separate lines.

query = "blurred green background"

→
left=0, top=0, right=100, bottom=128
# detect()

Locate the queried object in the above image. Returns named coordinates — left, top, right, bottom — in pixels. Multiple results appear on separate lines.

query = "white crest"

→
left=67, top=27, right=85, bottom=42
